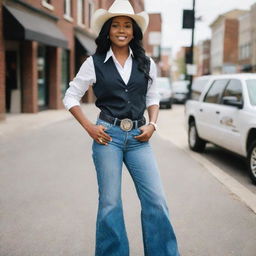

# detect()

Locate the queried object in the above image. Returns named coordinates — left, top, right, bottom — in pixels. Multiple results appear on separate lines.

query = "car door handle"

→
left=216, top=111, right=220, bottom=114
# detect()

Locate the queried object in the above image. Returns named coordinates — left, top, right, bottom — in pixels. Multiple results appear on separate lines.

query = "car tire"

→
left=188, top=121, right=206, bottom=152
left=247, top=140, right=256, bottom=184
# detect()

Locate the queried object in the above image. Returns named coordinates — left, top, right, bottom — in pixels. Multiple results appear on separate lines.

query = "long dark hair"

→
left=95, top=17, right=152, bottom=82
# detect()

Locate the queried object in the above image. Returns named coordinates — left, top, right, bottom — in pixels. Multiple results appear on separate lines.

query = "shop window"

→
left=77, top=0, right=85, bottom=26
left=61, top=49, right=70, bottom=97
left=37, top=45, right=48, bottom=108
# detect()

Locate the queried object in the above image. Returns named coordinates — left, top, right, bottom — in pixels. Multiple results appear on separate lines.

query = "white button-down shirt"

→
left=63, top=48, right=159, bottom=110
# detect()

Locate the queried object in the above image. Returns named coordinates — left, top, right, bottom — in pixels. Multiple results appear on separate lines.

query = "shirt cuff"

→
left=146, top=99, right=160, bottom=108
left=63, top=96, right=81, bottom=110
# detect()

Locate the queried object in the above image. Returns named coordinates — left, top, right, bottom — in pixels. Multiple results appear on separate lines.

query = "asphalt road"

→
left=1, top=105, right=256, bottom=256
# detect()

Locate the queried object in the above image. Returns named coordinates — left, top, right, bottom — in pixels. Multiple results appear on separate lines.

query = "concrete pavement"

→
left=1, top=104, right=256, bottom=256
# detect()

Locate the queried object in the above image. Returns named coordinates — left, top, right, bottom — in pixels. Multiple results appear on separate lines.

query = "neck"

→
left=111, top=45, right=130, bottom=58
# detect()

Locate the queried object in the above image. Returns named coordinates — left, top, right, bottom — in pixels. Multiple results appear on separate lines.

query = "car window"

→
left=246, top=79, right=256, bottom=105
left=191, top=79, right=209, bottom=101
left=156, top=78, right=171, bottom=89
left=204, top=79, right=229, bottom=104
left=173, top=81, right=189, bottom=92
left=221, top=79, right=243, bottom=103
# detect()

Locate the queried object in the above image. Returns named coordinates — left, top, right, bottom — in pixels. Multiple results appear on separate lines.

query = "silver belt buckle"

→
left=120, top=118, right=133, bottom=131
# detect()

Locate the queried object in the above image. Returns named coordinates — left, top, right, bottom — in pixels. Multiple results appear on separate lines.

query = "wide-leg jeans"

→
left=92, top=118, right=180, bottom=256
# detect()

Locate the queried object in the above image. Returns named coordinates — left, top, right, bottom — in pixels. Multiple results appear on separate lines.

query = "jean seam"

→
left=124, top=162, right=150, bottom=256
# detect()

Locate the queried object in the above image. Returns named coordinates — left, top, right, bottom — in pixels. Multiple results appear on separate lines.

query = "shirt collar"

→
left=104, top=47, right=134, bottom=63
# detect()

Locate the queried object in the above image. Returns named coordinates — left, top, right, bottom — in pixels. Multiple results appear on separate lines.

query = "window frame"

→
left=77, top=0, right=85, bottom=26
left=87, top=0, right=94, bottom=29
left=220, top=79, right=243, bottom=104
left=41, top=0, right=54, bottom=11
left=64, top=0, right=73, bottom=22
left=203, top=79, right=229, bottom=104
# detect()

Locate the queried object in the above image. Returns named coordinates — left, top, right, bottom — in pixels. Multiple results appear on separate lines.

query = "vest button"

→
left=125, top=89, right=128, bottom=92
left=128, top=101, right=130, bottom=103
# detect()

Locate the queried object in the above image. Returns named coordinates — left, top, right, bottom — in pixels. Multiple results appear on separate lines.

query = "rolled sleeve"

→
left=63, top=56, right=96, bottom=110
left=146, top=58, right=160, bottom=107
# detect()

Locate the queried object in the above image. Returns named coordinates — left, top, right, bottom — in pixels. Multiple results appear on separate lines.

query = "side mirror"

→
left=222, top=96, right=243, bottom=109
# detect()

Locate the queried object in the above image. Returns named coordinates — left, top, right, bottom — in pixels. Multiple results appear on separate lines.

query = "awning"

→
left=75, top=31, right=96, bottom=55
left=4, top=4, right=68, bottom=48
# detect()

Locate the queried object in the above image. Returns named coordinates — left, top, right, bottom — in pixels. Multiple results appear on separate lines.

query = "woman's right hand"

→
left=86, top=124, right=112, bottom=145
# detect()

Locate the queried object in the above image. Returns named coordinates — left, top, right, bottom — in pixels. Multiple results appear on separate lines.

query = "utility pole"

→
left=182, top=0, right=196, bottom=99
left=188, top=0, right=196, bottom=99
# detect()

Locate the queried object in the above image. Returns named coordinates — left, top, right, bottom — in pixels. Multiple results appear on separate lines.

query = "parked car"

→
left=172, top=80, right=190, bottom=103
left=156, top=77, right=173, bottom=109
left=185, top=74, right=256, bottom=184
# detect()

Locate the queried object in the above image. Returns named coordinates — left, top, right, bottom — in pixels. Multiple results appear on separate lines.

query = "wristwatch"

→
left=148, top=121, right=158, bottom=131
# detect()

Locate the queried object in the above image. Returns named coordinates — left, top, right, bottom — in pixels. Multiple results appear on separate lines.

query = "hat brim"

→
left=92, top=9, right=149, bottom=35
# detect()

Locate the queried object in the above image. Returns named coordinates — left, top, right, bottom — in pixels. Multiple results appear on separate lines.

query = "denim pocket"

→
left=96, top=118, right=113, bottom=131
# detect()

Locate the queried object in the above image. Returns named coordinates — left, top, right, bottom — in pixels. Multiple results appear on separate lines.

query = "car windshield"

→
left=157, top=78, right=171, bottom=89
left=246, top=79, right=256, bottom=105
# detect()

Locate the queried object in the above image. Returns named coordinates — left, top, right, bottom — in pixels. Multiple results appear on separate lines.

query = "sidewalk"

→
left=0, top=104, right=97, bottom=140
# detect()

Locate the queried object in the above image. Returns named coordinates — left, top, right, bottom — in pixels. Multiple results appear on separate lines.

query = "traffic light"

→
left=182, top=10, right=195, bottom=29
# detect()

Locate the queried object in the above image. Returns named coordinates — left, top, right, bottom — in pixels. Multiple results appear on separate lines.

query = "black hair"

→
left=95, top=17, right=152, bottom=82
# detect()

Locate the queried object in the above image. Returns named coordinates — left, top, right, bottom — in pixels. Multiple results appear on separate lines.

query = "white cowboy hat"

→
left=91, top=0, right=149, bottom=35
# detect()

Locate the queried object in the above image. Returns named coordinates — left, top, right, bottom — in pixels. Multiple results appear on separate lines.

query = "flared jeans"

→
left=92, top=118, right=180, bottom=256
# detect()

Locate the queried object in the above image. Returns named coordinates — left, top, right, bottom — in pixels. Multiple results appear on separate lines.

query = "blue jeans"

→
left=92, top=118, right=180, bottom=256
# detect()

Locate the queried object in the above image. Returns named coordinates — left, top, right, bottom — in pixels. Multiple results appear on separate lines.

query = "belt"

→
left=99, top=112, right=146, bottom=131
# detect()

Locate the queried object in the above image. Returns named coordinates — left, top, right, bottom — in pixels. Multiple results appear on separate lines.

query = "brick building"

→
left=210, top=9, right=247, bottom=74
left=144, top=13, right=162, bottom=63
left=160, top=47, right=172, bottom=77
left=196, top=39, right=211, bottom=76
left=238, top=11, right=252, bottom=72
left=0, top=0, right=146, bottom=121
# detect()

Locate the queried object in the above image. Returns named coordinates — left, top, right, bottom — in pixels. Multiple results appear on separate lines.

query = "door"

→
left=197, top=79, right=229, bottom=144
left=5, top=50, right=21, bottom=113
left=217, top=79, right=243, bottom=154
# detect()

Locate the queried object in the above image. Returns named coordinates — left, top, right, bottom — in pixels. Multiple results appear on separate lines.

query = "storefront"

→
left=3, top=2, right=68, bottom=113
left=74, top=28, right=96, bottom=103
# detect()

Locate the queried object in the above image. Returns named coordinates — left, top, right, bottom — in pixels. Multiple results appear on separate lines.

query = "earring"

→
left=107, top=35, right=109, bottom=39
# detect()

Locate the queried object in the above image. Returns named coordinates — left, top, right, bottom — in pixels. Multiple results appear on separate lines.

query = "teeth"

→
left=118, top=36, right=126, bottom=40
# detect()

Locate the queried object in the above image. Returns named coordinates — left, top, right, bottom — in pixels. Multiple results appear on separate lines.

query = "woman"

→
left=63, top=0, right=180, bottom=255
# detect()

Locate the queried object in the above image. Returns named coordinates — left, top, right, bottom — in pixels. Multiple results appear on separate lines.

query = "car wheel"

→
left=188, top=121, right=206, bottom=152
left=166, top=103, right=172, bottom=109
left=247, top=140, right=256, bottom=184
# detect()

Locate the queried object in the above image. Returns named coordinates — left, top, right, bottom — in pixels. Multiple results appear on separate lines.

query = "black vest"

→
left=92, top=53, right=148, bottom=120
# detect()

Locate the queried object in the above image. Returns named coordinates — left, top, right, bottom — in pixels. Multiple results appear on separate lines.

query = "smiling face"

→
left=109, top=16, right=134, bottom=49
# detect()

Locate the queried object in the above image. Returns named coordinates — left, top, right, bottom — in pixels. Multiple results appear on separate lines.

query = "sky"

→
left=145, top=0, right=256, bottom=56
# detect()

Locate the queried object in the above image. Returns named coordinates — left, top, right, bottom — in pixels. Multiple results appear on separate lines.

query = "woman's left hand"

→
left=134, top=124, right=155, bottom=142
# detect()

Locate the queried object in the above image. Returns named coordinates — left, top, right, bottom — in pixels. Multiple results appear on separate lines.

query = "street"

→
left=1, top=104, right=256, bottom=256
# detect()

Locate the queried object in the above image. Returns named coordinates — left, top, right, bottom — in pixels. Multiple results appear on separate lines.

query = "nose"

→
left=118, top=26, right=125, bottom=32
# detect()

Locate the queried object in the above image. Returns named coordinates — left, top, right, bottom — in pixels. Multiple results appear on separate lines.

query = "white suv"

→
left=185, top=74, right=256, bottom=184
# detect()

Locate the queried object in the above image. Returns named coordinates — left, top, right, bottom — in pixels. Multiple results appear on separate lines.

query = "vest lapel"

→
left=109, top=57, right=127, bottom=88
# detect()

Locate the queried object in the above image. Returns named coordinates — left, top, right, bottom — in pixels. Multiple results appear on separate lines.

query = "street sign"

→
left=182, top=10, right=195, bottom=29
